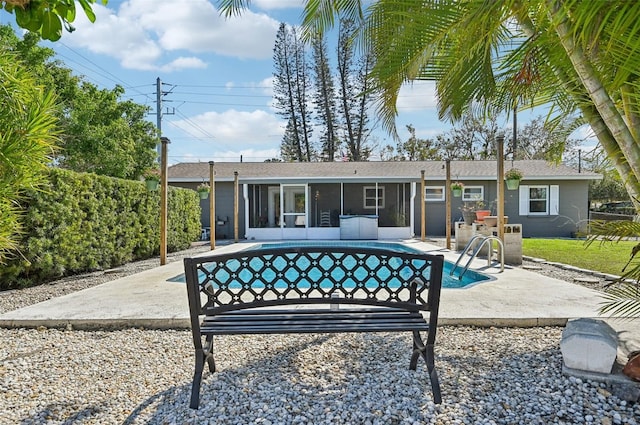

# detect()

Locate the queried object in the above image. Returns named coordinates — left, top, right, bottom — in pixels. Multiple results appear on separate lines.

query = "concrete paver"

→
left=0, top=240, right=636, bottom=357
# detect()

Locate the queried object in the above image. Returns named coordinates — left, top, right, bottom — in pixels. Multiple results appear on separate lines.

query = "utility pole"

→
left=154, top=77, right=175, bottom=157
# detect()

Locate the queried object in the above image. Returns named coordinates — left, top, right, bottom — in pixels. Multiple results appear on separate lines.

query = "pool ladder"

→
left=450, top=235, right=504, bottom=280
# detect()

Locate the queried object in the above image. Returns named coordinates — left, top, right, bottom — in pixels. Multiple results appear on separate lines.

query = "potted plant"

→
left=450, top=181, right=464, bottom=197
left=197, top=183, right=210, bottom=199
left=459, top=202, right=477, bottom=225
left=505, top=168, right=523, bottom=190
left=143, top=168, right=160, bottom=191
left=473, top=200, right=491, bottom=222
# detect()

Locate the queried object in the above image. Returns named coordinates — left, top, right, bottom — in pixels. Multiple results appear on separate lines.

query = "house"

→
left=168, top=160, right=600, bottom=240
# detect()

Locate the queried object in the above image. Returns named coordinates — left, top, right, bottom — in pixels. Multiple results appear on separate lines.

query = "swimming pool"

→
left=170, top=241, right=489, bottom=289
left=247, top=241, right=489, bottom=289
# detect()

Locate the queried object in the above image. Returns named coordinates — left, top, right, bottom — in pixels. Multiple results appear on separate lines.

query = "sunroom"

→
left=244, top=180, right=415, bottom=240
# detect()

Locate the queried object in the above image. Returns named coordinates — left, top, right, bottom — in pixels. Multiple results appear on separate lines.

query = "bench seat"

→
left=201, top=308, right=430, bottom=335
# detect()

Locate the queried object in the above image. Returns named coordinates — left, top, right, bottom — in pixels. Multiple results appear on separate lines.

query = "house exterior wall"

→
left=412, top=179, right=590, bottom=238
left=174, top=177, right=591, bottom=240
left=173, top=181, right=245, bottom=240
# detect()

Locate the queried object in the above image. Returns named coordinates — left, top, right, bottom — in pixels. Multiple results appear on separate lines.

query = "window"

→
left=425, top=186, right=445, bottom=201
left=519, top=185, right=559, bottom=215
left=462, top=186, right=484, bottom=201
left=363, top=186, right=385, bottom=209
left=529, top=186, right=548, bottom=213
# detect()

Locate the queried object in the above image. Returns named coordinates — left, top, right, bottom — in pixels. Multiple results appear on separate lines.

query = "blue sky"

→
left=5, top=0, right=594, bottom=164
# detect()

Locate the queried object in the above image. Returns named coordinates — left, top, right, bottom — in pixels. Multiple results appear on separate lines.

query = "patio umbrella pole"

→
left=160, top=137, right=170, bottom=265
left=420, top=170, right=425, bottom=242
left=209, top=161, right=215, bottom=250
left=497, top=134, right=505, bottom=245
left=445, top=160, right=451, bottom=250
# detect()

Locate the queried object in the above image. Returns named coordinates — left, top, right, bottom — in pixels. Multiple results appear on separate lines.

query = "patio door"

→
left=269, top=184, right=308, bottom=238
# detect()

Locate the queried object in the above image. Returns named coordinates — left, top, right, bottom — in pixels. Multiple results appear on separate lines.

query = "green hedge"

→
left=0, top=168, right=201, bottom=289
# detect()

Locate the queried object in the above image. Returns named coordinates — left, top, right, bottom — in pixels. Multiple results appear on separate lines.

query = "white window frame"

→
left=363, top=186, right=385, bottom=209
left=425, top=186, right=445, bottom=202
left=462, top=186, right=484, bottom=202
left=519, top=185, right=559, bottom=216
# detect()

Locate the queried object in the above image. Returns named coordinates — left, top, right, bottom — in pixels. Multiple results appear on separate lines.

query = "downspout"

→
left=410, top=182, right=416, bottom=238
left=243, top=183, right=249, bottom=240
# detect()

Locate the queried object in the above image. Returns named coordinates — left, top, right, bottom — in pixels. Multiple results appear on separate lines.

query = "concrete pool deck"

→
left=0, top=239, right=635, bottom=331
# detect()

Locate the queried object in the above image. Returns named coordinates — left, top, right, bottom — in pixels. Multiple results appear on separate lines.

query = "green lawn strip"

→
left=522, top=239, right=638, bottom=276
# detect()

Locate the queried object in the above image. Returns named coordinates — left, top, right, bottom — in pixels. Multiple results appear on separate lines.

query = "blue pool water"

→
left=247, top=241, right=489, bottom=289
left=171, top=241, right=490, bottom=289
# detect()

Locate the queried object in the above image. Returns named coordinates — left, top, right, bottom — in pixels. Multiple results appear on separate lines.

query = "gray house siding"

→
left=168, top=160, right=599, bottom=240
left=411, top=179, right=590, bottom=238
left=173, top=181, right=245, bottom=239
left=516, top=180, right=588, bottom=237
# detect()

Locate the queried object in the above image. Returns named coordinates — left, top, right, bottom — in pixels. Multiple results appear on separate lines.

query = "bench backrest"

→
left=185, top=246, right=444, bottom=316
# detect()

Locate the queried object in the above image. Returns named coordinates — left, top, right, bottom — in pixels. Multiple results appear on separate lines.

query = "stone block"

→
left=561, top=318, right=618, bottom=374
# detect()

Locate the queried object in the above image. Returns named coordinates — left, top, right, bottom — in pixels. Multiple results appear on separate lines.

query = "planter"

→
left=483, top=216, right=508, bottom=227
left=506, top=178, right=520, bottom=190
left=452, top=188, right=462, bottom=197
left=462, top=210, right=476, bottom=225
left=475, top=210, right=491, bottom=222
left=198, top=191, right=209, bottom=200
left=145, top=179, right=159, bottom=191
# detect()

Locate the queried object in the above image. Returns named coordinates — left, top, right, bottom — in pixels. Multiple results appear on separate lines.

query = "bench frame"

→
left=184, top=246, right=444, bottom=409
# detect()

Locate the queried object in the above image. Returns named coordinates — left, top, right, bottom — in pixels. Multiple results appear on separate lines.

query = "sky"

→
left=5, top=0, right=594, bottom=164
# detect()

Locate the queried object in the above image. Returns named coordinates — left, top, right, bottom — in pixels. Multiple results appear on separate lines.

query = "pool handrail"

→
left=451, top=235, right=504, bottom=279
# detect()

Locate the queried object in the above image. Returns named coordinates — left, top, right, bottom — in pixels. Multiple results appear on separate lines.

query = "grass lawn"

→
left=522, top=238, right=638, bottom=276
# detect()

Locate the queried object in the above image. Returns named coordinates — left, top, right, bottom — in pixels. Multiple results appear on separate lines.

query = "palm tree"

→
left=218, top=0, right=640, bottom=316
left=0, top=51, right=60, bottom=262
left=1, top=0, right=102, bottom=41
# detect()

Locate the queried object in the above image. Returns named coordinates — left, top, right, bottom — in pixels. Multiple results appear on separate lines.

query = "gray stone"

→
left=610, top=382, right=640, bottom=403
left=573, top=277, right=600, bottom=284
left=561, top=318, right=618, bottom=374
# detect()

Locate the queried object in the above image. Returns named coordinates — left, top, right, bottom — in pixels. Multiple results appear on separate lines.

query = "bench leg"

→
left=190, top=348, right=205, bottom=409
left=204, top=334, right=216, bottom=372
left=410, top=330, right=442, bottom=404
left=190, top=335, right=216, bottom=409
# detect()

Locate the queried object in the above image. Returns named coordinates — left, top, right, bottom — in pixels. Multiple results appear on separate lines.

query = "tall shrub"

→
left=0, top=168, right=201, bottom=289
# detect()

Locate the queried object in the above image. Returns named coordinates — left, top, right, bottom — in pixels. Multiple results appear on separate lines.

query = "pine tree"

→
left=273, top=23, right=314, bottom=161
left=336, top=19, right=374, bottom=161
left=310, top=33, right=338, bottom=161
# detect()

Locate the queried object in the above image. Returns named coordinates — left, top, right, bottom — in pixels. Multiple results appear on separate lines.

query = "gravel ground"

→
left=1, top=241, right=638, bottom=424
left=1, top=327, right=638, bottom=424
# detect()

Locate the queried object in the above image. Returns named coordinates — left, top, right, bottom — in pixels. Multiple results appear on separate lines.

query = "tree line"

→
left=273, top=20, right=375, bottom=162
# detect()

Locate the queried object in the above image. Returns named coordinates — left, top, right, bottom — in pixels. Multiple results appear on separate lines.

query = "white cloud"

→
left=62, top=0, right=279, bottom=70
left=171, top=109, right=284, bottom=148
left=213, top=148, right=282, bottom=162
left=253, top=0, right=305, bottom=10
left=571, top=124, right=599, bottom=149
left=160, top=57, right=208, bottom=72
left=396, top=81, right=438, bottom=111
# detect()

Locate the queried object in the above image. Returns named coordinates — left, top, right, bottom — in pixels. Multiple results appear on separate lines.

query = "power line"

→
left=172, top=91, right=272, bottom=98
left=174, top=109, right=217, bottom=140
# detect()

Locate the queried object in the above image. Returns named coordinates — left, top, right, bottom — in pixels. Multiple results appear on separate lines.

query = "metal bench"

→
left=184, top=245, right=444, bottom=409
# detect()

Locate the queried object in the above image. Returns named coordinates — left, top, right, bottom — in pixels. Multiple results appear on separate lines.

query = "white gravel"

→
left=1, top=242, right=639, bottom=424
left=1, top=327, right=638, bottom=424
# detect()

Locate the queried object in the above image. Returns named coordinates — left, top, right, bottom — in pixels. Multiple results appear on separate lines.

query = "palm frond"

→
left=216, top=0, right=253, bottom=17
left=600, top=281, right=640, bottom=318
left=587, top=219, right=640, bottom=244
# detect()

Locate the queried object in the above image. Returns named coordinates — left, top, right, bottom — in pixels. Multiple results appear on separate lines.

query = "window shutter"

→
left=550, top=185, right=559, bottom=215
left=519, top=185, right=528, bottom=215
